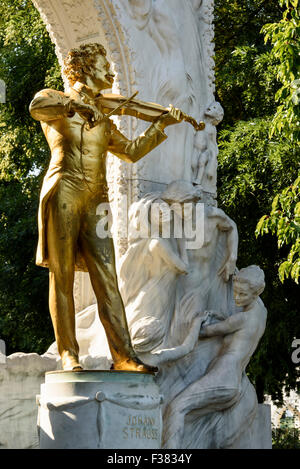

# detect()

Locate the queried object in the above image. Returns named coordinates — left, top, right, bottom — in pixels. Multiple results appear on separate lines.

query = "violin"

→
left=91, top=91, right=205, bottom=131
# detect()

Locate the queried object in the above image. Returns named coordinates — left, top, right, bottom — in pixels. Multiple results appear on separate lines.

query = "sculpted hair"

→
left=63, top=43, right=107, bottom=85
left=235, top=265, right=265, bottom=294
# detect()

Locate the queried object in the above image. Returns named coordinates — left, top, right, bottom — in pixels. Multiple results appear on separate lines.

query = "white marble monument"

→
left=0, top=0, right=272, bottom=449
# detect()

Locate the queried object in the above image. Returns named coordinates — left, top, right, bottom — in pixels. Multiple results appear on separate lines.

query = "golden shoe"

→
left=61, top=351, right=83, bottom=371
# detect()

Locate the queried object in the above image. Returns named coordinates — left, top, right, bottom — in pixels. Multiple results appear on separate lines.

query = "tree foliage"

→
left=215, top=0, right=283, bottom=126
left=272, top=427, right=300, bottom=449
left=256, top=176, right=300, bottom=283
left=262, top=0, right=300, bottom=142
left=215, top=0, right=299, bottom=402
left=256, top=0, right=300, bottom=284
left=0, top=0, right=63, bottom=354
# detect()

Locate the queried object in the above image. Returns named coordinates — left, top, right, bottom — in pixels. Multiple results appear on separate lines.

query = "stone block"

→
left=38, top=370, right=162, bottom=449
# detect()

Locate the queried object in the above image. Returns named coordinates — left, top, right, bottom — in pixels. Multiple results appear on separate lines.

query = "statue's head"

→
left=233, top=265, right=265, bottom=308
left=63, top=43, right=114, bottom=90
left=204, top=101, right=224, bottom=125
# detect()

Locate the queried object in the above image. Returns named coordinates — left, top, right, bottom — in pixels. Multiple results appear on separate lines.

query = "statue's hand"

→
left=218, top=256, right=237, bottom=282
left=71, top=100, right=101, bottom=123
left=155, top=105, right=183, bottom=130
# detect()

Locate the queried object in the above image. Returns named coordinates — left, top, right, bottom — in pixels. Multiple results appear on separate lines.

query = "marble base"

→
left=37, top=370, right=162, bottom=449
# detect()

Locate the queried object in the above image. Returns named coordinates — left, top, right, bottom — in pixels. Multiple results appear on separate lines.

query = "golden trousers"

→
left=46, top=177, right=135, bottom=363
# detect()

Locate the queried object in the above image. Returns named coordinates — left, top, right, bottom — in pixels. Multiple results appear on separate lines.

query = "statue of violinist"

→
left=29, top=43, right=203, bottom=372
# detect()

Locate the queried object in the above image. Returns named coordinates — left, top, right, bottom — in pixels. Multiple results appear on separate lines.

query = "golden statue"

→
left=29, top=43, right=200, bottom=372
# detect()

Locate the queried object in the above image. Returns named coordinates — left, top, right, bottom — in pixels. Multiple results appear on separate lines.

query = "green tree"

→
left=256, top=177, right=300, bottom=284
left=215, top=0, right=300, bottom=402
left=0, top=0, right=63, bottom=354
left=214, top=0, right=283, bottom=126
left=262, top=0, right=300, bottom=143
left=272, top=427, right=300, bottom=449
left=256, top=0, right=300, bottom=284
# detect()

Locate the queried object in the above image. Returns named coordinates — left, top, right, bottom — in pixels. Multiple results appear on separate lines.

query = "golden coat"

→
left=30, top=88, right=167, bottom=271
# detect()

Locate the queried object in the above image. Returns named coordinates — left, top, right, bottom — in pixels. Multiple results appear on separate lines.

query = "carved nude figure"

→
left=164, top=265, right=267, bottom=448
left=191, top=101, right=224, bottom=191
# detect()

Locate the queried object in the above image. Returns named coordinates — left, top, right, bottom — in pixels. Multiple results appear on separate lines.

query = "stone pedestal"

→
left=37, top=370, right=162, bottom=449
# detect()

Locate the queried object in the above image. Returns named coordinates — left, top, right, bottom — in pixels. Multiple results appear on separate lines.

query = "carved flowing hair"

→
left=63, top=43, right=107, bottom=85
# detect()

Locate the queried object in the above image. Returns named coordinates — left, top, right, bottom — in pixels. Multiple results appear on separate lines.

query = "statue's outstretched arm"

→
left=108, top=106, right=183, bottom=163
left=143, top=316, right=203, bottom=365
left=108, top=121, right=167, bottom=163
left=199, top=313, right=244, bottom=338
